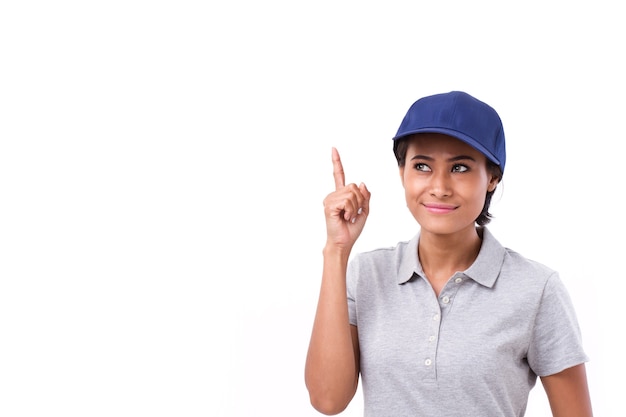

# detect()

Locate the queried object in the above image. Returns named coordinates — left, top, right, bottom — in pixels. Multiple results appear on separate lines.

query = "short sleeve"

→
left=346, top=255, right=359, bottom=326
left=527, top=272, right=589, bottom=376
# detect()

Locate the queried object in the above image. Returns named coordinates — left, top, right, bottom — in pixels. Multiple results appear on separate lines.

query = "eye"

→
left=414, top=162, right=431, bottom=172
left=451, top=164, right=469, bottom=173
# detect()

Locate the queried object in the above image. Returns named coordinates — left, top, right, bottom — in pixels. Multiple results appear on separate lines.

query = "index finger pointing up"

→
left=331, top=147, right=345, bottom=190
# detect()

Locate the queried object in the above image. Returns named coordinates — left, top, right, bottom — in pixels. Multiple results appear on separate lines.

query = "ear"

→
left=487, top=175, right=500, bottom=192
left=399, top=166, right=405, bottom=187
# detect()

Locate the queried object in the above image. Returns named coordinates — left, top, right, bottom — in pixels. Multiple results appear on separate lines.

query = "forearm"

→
left=305, top=248, right=359, bottom=415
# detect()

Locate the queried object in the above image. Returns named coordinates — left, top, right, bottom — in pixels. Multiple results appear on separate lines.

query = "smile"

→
left=423, top=203, right=458, bottom=214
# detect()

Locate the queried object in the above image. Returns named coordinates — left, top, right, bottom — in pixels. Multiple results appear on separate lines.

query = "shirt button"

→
left=433, top=314, right=440, bottom=321
left=428, top=335, right=436, bottom=342
left=442, top=296, right=450, bottom=304
left=424, top=359, right=432, bottom=366
left=455, top=277, right=463, bottom=284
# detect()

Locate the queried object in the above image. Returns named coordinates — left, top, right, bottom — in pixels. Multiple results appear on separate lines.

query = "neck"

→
left=418, top=226, right=483, bottom=279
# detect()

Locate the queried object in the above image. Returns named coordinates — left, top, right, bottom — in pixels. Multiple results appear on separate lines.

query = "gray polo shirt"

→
left=347, top=227, right=588, bottom=417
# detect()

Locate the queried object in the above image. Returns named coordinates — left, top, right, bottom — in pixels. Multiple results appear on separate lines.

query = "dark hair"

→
left=393, top=137, right=503, bottom=226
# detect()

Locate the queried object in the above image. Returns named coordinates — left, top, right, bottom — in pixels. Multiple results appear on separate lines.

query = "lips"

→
left=423, top=203, right=458, bottom=214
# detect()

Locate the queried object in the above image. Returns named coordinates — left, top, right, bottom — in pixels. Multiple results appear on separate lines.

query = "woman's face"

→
left=399, top=133, right=498, bottom=237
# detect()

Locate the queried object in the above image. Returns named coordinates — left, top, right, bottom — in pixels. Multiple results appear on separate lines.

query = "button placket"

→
left=422, top=274, right=466, bottom=377
left=424, top=300, right=442, bottom=375
left=438, top=273, right=464, bottom=313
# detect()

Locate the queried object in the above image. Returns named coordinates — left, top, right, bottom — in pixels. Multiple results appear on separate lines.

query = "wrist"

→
left=322, top=243, right=352, bottom=262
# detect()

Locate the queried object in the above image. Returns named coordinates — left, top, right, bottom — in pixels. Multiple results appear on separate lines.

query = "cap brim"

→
left=392, top=127, right=502, bottom=167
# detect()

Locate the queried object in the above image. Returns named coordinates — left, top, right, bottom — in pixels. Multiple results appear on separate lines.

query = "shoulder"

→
left=484, top=227, right=556, bottom=279
left=503, top=247, right=556, bottom=277
left=476, top=228, right=559, bottom=293
left=347, top=235, right=419, bottom=287
left=354, top=240, right=410, bottom=261
left=351, top=236, right=416, bottom=272
left=495, top=246, right=570, bottom=306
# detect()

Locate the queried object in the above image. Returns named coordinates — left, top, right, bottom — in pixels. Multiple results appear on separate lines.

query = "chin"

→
left=417, top=219, right=475, bottom=236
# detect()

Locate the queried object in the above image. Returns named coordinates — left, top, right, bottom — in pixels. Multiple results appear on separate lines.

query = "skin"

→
left=399, top=134, right=498, bottom=295
left=305, top=147, right=367, bottom=415
left=305, top=135, right=593, bottom=416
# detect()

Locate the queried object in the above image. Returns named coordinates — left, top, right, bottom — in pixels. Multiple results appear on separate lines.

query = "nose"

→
left=429, top=170, right=452, bottom=198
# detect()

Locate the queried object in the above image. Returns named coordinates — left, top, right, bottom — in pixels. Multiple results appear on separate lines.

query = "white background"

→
left=1, top=1, right=623, bottom=416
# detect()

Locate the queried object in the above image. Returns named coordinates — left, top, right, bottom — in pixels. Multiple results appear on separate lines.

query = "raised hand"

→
left=323, top=147, right=371, bottom=252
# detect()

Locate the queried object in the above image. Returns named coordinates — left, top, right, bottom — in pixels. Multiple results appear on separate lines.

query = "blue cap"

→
left=393, top=91, right=506, bottom=172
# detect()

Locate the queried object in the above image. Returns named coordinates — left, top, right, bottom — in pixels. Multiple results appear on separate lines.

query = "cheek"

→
left=459, top=180, right=490, bottom=204
left=403, top=182, right=428, bottom=208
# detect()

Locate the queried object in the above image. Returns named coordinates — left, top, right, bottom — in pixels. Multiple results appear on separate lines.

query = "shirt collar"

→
left=396, top=232, right=421, bottom=284
left=396, top=227, right=507, bottom=287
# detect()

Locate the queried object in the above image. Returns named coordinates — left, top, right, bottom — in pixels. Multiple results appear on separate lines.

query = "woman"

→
left=305, top=91, right=593, bottom=416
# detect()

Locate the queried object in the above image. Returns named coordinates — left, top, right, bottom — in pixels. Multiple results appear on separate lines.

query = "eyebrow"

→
left=409, top=154, right=477, bottom=162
